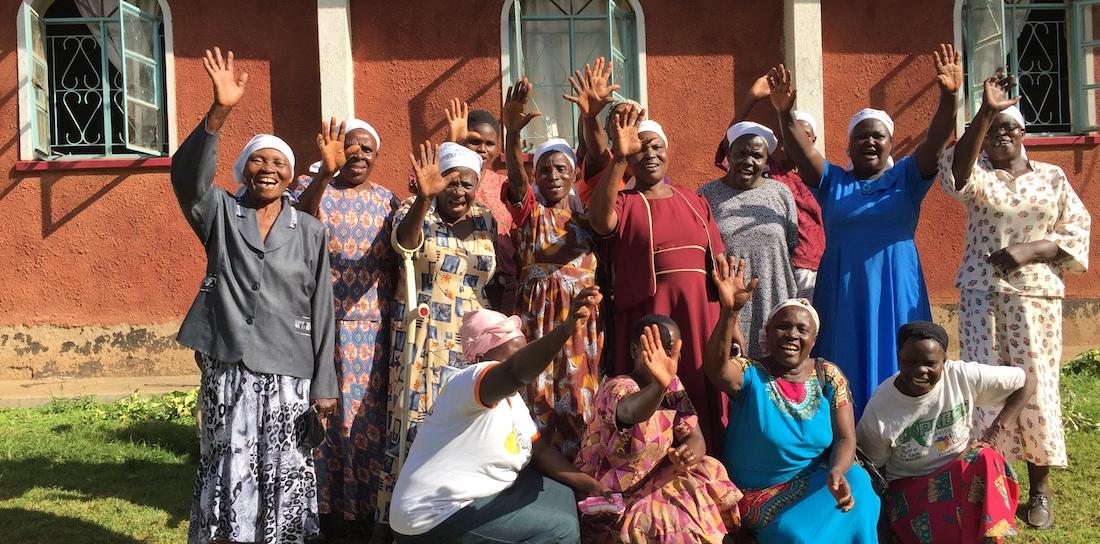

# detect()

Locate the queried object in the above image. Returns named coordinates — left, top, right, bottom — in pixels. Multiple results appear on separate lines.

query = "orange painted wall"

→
left=0, top=0, right=321, bottom=326
left=821, top=0, right=1098, bottom=303
left=1, top=0, right=1096, bottom=334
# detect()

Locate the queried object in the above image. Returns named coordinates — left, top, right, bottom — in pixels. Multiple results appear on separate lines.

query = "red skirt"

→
left=887, top=446, right=1019, bottom=544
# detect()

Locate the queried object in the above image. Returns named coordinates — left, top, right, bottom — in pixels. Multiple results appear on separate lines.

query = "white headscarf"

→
left=846, top=108, right=895, bottom=170
left=792, top=110, right=818, bottom=137
left=983, top=105, right=1028, bottom=161
left=757, top=298, right=821, bottom=355
left=638, top=119, right=669, bottom=148
left=532, top=138, right=576, bottom=170
left=726, top=121, right=778, bottom=154
left=306, top=117, right=382, bottom=174
left=233, top=134, right=296, bottom=185
left=438, top=142, right=483, bottom=180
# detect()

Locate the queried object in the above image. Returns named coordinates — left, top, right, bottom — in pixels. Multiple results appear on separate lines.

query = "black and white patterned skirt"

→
left=188, top=354, right=320, bottom=544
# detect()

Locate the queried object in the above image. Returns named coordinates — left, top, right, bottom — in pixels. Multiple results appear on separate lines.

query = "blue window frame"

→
left=505, top=0, right=641, bottom=148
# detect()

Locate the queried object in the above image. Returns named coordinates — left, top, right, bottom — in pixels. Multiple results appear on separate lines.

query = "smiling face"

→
left=982, top=112, right=1025, bottom=163
left=535, top=151, right=576, bottom=206
left=764, top=306, right=818, bottom=370
left=337, top=128, right=378, bottom=186
left=466, top=123, right=500, bottom=166
left=436, top=166, right=480, bottom=222
left=628, top=132, right=668, bottom=187
left=242, top=148, right=293, bottom=204
left=727, top=135, right=770, bottom=187
left=895, top=338, right=946, bottom=397
left=847, top=119, right=893, bottom=176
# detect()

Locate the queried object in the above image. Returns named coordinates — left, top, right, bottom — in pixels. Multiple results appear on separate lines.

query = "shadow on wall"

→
left=406, top=57, right=501, bottom=162
left=867, top=52, right=936, bottom=159
left=0, top=508, right=145, bottom=544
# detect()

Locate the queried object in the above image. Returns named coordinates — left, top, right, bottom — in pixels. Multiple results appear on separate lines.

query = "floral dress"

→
left=294, top=176, right=399, bottom=520
left=940, top=149, right=1091, bottom=467
left=376, top=200, right=497, bottom=522
left=575, top=376, right=742, bottom=543
left=506, top=185, right=602, bottom=460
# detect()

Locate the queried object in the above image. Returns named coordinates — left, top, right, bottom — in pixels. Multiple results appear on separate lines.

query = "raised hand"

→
left=827, top=469, right=855, bottom=512
left=503, top=77, right=543, bottom=133
left=445, top=98, right=471, bottom=143
left=408, top=141, right=447, bottom=199
left=641, top=323, right=681, bottom=389
left=567, top=286, right=603, bottom=333
left=982, top=74, right=1021, bottom=112
left=766, top=64, right=796, bottom=114
left=933, top=43, right=964, bottom=95
left=202, top=47, right=248, bottom=109
left=747, top=74, right=771, bottom=101
left=316, top=117, right=354, bottom=176
left=611, top=106, right=644, bottom=160
left=563, top=57, right=621, bottom=119
left=711, top=255, right=759, bottom=312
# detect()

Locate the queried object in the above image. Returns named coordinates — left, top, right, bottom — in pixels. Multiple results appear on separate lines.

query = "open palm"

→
left=611, top=106, right=644, bottom=160
left=767, top=64, right=796, bottom=113
left=203, top=47, right=248, bottom=108
left=933, top=43, right=964, bottom=94
left=982, top=75, right=1021, bottom=111
left=711, top=255, right=758, bottom=312
left=503, top=78, right=542, bottom=133
left=409, top=141, right=446, bottom=198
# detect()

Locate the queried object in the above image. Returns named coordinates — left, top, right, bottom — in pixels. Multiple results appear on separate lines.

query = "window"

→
left=18, top=0, right=170, bottom=159
left=962, top=0, right=1100, bottom=134
left=502, top=0, right=645, bottom=148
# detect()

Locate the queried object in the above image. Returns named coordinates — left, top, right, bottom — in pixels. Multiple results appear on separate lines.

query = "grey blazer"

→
left=171, top=120, right=337, bottom=399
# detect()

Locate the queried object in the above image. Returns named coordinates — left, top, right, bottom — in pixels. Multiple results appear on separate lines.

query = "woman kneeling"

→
left=858, top=321, right=1035, bottom=544
left=574, top=315, right=742, bottom=543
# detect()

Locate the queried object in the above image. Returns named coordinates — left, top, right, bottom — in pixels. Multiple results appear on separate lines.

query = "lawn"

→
left=0, top=355, right=1098, bottom=543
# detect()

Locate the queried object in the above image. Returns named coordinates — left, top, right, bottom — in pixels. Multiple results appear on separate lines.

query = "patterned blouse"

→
left=940, top=149, right=1091, bottom=297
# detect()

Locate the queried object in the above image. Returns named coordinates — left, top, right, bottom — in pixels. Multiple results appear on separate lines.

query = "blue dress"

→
left=722, top=360, right=879, bottom=543
left=811, top=156, right=933, bottom=415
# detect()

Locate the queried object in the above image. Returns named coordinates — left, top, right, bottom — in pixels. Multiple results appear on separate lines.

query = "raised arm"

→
left=769, top=65, right=825, bottom=186
left=395, top=142, right=448, bottom=252
left=563, top=57, right=620, bottom=177
left=703, top=255, right=758, bottom=396
left=502, top=78, right=542, bottom=204
left=951, top=75, right=1019, bottom=190
left=981, top=368, right=1037, bottom=444
left=614, top=325, right=682, bottom=426
left=729, top=74, right=771, bottom=128
left=295, top=118, right=350, bottom=217
left=444, top=98, right=471, bottom=144
left=914, top=43, right=963, bottom=178
left=170, top=47, right=248, bottom=239
left=589, top=107, right=643, bottom=236
left=478, top=287, right=601, bottom=406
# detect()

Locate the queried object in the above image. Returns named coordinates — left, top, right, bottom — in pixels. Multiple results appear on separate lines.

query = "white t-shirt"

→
left=389, top=362, right=540, bottom=536
left=857, top=360, right=1025, bottom=481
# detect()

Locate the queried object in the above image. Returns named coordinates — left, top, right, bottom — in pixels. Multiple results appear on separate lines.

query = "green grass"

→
left=0, top=355, right=1098, bottom=543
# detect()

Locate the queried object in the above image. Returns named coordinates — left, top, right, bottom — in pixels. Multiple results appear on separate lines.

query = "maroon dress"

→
left=608, top=185, right=727, bottom=452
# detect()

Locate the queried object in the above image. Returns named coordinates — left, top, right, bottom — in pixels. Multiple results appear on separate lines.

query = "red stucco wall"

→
left=0, top=0, right=321, bottom=326
left=821, top=0, right=1099, bottom=303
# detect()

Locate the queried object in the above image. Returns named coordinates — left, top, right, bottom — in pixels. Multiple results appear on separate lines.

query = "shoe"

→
left=1023, top=493, right=1054, bottom=529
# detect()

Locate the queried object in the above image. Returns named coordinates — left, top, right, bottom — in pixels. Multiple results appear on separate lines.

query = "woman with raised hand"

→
left=704, top=255, right=880, bottom=543
left=444, top=98, right=518, bottom=312
left=172, top=47, right=336, bottom=544
left=588, top=105, right=732, bottom=453
left=768, top=44, right=963, bottom=414
left=575, top=314, right=743, bottom=543
left=500, top=77, right=602, bottom=460
left=293, top=117, right=399, bottom=536
left=941, top=74, right=1091, bottom=529
left=376, top=140, right=498, bottom=538
left=698, top=121, right=799, bottom=360
left=390, top=288, right=608, bottom=544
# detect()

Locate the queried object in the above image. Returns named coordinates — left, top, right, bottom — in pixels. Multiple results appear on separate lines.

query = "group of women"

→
left=173, top=44, right=1090, bottom=544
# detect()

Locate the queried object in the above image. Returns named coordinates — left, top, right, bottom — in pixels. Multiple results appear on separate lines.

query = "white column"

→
left=784, top=0, right=825, bottom=154
left=317, top=0, right=355, bottom=120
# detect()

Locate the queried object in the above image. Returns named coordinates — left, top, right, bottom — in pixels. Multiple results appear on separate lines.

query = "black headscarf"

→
left=897, top=321, right=949, bottom=351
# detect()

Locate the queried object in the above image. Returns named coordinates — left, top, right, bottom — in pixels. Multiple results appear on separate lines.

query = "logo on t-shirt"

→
left=896, top=400, right=971, bottom=460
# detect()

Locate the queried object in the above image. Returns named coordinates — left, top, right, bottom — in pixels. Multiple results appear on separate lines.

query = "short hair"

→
left=467, top=110, right=500, bottom=135
left=631, top=314, right=679, bottom=354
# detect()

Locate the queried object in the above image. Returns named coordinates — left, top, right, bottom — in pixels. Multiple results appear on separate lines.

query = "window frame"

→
left=499, top=0, right=647, bottom=149
left=15, top=0, right=177, bottom=162
left=958, top=0, right=1100, bottom=136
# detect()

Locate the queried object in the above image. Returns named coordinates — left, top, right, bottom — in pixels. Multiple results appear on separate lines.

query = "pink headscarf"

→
left=460, top=309, right=525, bottom=362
